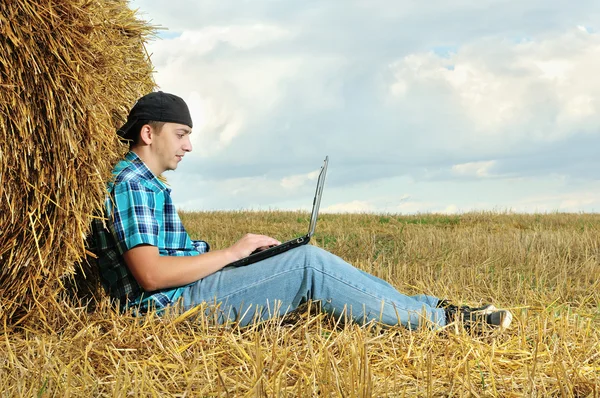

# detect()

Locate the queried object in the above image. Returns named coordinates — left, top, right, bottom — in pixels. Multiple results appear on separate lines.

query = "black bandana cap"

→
left=117, top=91, right=193, bottom=138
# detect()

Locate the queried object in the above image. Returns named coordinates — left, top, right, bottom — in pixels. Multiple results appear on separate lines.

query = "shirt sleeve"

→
left=109, top=180, right=162, bottom=253
left=191, top=239, right=210, bottom=253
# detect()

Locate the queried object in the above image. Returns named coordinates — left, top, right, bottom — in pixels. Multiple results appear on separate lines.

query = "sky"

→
left=129, top=0, right=600, bottom=214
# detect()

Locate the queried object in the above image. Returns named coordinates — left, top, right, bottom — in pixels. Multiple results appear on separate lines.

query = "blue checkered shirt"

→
left=91, top=151, right=209, bottom=312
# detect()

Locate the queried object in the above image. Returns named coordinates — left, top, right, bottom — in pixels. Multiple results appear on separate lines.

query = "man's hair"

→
left=125, top=120, right=166, bottom=148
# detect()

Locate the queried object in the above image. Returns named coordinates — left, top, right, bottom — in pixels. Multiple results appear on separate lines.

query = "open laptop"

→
left=227, top=156, right=329, bottom=267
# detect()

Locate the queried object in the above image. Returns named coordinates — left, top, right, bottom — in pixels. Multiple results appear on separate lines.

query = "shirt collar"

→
left=124, top=151, right=170, bottom=193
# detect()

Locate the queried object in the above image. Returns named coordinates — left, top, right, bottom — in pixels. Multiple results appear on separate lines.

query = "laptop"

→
left=227, top=156, right=329, bottom=267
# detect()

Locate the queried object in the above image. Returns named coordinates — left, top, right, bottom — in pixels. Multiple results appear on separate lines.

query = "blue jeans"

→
left=181, top=245, right=446, bottom=329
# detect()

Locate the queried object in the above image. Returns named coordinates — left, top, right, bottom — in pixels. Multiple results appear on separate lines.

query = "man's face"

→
left=151, top=122, right=192, bottom=172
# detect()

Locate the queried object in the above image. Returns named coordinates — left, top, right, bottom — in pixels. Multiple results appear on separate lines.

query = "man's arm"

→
left=123, top=233, right=280, bottom=291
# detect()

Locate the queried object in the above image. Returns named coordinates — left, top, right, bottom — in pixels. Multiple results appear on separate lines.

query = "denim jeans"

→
left=181, top=245, right=446, bottom=329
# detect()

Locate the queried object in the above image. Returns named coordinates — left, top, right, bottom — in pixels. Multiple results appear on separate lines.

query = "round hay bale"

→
left=0, top=0, right=156, bottom=324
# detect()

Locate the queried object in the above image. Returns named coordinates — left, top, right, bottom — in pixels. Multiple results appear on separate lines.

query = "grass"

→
left=1, top=211, right=599, bottom=396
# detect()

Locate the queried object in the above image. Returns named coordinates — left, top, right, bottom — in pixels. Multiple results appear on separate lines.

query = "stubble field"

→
left=1, top=211, right=599, bottom=396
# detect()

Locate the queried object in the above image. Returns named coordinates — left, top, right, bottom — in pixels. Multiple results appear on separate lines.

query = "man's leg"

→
left=352, top=268, right=440, bottom=307
left=181, top=245, right=446, bottom=329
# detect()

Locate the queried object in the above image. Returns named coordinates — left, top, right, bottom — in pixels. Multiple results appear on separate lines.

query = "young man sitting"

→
left=91, top=91, right=513, bottom=330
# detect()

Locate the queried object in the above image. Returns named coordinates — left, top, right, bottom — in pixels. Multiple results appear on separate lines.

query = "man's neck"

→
left=131, top=147, right=162, bottom=176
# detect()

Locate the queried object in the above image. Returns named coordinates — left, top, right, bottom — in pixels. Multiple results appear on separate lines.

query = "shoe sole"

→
left=471, top=305, right=512, bottom=329
left=485, top=309, right=513, bottom=329
left=499, top=310, right=513, bottom=329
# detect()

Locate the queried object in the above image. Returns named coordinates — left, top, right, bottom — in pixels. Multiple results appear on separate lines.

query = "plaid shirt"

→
left=91, top=151, right=209, bottom=313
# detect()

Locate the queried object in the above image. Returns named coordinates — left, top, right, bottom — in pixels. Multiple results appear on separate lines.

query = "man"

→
left=91, top=91, right=513, bottom=330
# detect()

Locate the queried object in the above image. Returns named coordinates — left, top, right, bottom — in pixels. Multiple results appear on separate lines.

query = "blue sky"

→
left=129, top=0, right=600, bottom=214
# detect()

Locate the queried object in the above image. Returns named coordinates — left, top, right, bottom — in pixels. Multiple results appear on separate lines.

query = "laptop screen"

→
left=308, top=156, right=328, bottom=237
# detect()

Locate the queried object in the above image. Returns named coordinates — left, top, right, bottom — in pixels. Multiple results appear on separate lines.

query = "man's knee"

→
left=274, top=245, right=335, bottom=274
left=297, top=244, right=337, bottom=270
left=294, top=244, right=328, bottom=261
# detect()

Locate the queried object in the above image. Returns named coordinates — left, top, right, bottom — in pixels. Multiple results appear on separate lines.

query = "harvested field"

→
left=1, top=211, right=598, bottom=396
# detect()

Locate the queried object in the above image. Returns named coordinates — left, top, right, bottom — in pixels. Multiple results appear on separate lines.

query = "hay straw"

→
left=0, top=0, right=155, bottom=323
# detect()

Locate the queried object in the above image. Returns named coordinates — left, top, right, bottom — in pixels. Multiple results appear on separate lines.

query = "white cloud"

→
left=389, top=28, right=600, bottom=144
left=151, top=55, right=302, bottom=156
left=147, top=25, right=347, bottom=158
left=281, top=169, right=320, bottom=190
left=451, top=160, right=496, bottom=177
left=180, top=24, right=292, bottom=50
left=519, top=192, right=600, bottom=212
left=186, top=91, right=245, bottom=155
left=393, top=200, right=436, bottom=214
left=147, top=24, right=291, bottom=62
left=559, top=196, right=597, bottom=210
left=442, top=204, right=459, bottom=214
left=322, top=200, right=374, bottom=213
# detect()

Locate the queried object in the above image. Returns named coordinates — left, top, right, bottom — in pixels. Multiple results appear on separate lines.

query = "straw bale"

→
left=0, top=0, right=156, bottom=324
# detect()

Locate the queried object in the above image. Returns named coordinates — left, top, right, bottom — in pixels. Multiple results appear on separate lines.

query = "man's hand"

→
left=227, top=233, right=281, bottom=260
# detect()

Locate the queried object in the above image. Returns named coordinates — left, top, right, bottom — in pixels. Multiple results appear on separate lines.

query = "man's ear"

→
left=139, top=124, right=153, bottom=145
